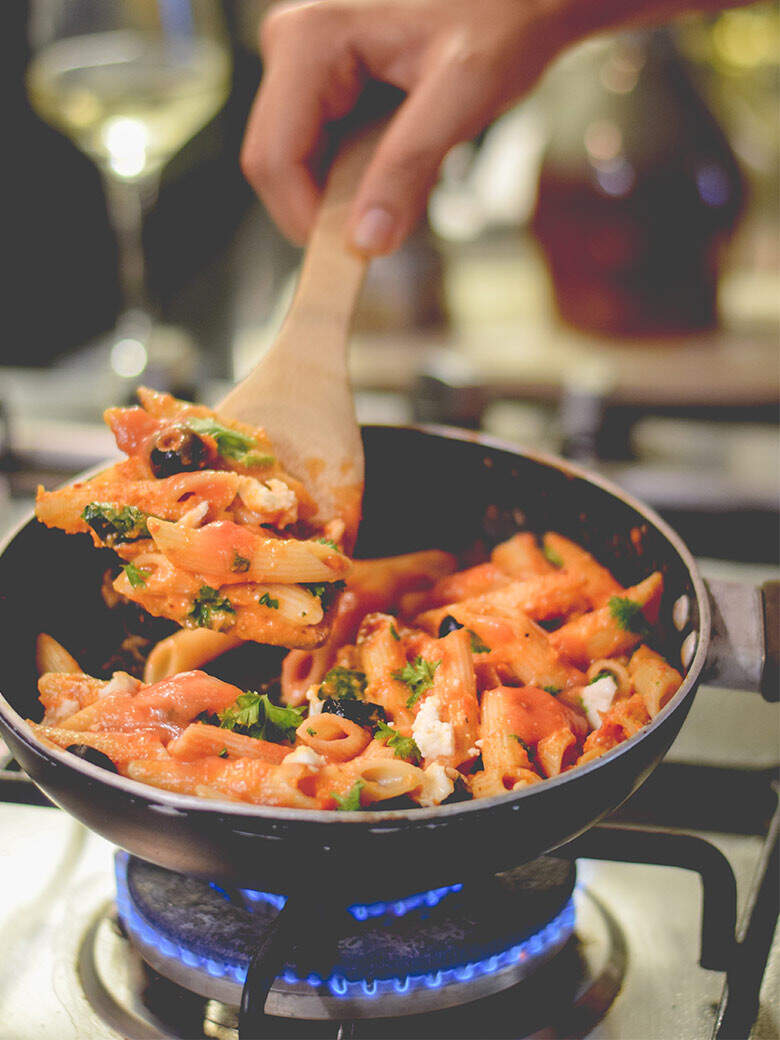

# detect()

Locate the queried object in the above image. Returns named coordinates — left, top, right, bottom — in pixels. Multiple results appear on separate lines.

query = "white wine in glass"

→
left=26, top=2, right=232, bottom=395
left=28, top=30, right=230, bottom=183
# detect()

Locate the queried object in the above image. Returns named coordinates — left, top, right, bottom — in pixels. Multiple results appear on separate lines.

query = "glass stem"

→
left=102, top=174, right=159, bottom=320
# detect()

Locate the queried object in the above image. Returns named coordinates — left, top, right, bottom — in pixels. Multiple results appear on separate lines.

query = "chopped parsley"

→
left=543, top=544, right=564, bottom=568
left=393, top=656, right=440, bottom=708
left=302, top=580, right=346, bottom=606
left=218, top=691, right=304, bottom=743
left=588, top=670, right=613, bottom=685
left=187, top=586, right=235, bottom=630
left=468, top=629, right=490, bottom=653
left=122, top=562, right=150, bottom=589
left=390, top=624, right=401, bottom=642
left=374, top=720, right=421, bottom=763
left=231, top=550, right=251, bottom=574
left=608, top=596, right=650, bottom=636
left=511, top=734, right=536, bottom=763
left=258, top=592, right=279, bottom=609
left=183, top=417, right=275, bottom=468
left=316, top=538, right=340, bottom=551
left=306, top=727, right=316, bottom=736
left=543, top=685, right=562, bottom=696
left=218, top=748, right=229, bottom=758
left=333, top=779, right=365, bottom=812
left=320, top=667, right=367, bottom=701
left=82, top=503, right=150, bottom=546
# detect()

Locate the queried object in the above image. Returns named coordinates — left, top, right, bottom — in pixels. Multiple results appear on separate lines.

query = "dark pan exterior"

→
left=0, top=425, right=710, bottom=901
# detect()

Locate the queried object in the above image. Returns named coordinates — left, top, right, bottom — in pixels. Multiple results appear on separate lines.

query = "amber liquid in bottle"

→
left=532, top=31, right=744, bottom=337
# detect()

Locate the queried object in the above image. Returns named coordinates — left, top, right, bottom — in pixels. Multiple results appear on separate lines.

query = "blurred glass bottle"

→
left=531, top=29, right=745, bottom=337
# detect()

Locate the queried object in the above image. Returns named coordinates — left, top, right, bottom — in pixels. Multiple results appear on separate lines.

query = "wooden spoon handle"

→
left=283, top=118, right=386, bottom=357
left=218, top=90, right=398, bottom=532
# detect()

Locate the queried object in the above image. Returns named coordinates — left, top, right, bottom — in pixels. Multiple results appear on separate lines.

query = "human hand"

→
left=241, top=0, right=566, bottom=255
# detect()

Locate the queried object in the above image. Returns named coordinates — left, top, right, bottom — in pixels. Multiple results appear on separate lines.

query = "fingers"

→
left=346, top=53, right=500, bottom=255
left=240, top=4, right=364, bottom=244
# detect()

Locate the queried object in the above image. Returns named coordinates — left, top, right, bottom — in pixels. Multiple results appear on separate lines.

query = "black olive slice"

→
left=66, top=744, right=119, bottom=774
left=149, top=427, right=211, bottom=478
left=438, top=615, right=464, bottom=637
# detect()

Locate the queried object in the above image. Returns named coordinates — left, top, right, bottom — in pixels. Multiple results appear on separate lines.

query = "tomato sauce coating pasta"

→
left=29, top=531, right=683, bottom=811
left=35, top=388, right=352, bottom=649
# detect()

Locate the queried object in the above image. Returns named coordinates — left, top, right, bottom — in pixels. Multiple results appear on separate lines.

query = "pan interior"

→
left=0, top=426, right=703, bottom=805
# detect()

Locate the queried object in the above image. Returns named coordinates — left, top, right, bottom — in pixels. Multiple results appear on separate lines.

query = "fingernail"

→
left=351, top=207, right=394, bottom=254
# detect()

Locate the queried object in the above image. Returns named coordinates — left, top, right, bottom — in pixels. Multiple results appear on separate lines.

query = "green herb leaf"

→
left=258, top=592, right=280, bottom=609
left=302, top=580, right=346, bottom=607
left=82, top=503, right=150, bottom=546
left=374, top=719, right=421, bottom=763
left=218, top=747, right=229, bottom=758
left=467, top=629, right=490, bottom=653
left=393, top=656, right=440, bottom=708
left=333, top=779, right=365, bottom=811
left=587, top=670, right=613, bottom=685
left=316, top=538, right=340, bottom=551
left=218, top=691, right=304, bottom=743
left=320, top=667, right=367, bottom=701
left=608, top=596, right=650, bottom=636
left=242, top=452, right=277, bottom=468
left=306, top=727, right=316, bottom=736
left=188, top=586, right=235, bottom=630
left=543, top=544, right=564, bottom=568
left=543, top=685, right=562, bottom=696
left=183, top=417, right=275, bottom=468
left=390, top=624, right=401, bottom=642
left=231, top=550, right=251, bottom=574
left=122, top=562, right=150, bottom=589
left=511, top=734, right=536, bottom=762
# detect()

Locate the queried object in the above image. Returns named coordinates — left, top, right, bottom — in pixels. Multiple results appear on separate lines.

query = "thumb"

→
left=346, top=62, right=497, bottom=255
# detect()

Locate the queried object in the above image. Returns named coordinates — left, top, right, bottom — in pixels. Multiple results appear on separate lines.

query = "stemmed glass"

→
left=27, top=0, right=231, bottom=391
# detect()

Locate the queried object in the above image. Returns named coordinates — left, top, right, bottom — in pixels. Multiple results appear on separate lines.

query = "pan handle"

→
left=704, top=579, right=778, bottom=702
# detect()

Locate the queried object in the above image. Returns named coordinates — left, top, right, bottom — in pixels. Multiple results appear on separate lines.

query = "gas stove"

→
left=1, top=670, right=777, bottom=1040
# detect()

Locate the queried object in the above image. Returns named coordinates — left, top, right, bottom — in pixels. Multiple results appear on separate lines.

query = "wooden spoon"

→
left=218, top=117, right=388, bottom=548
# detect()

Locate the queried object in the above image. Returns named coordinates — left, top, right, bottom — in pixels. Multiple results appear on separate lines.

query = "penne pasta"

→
left=628, top=645, right=683, bottom=718
left=35, top=634, right=82, bottom=676
left=144, top=629, right=242, bottom=683
left=491, top=533, right=554, bottom=579
left=29, top=527, right=687, bottom=810
left=542, top=532, right=623, bottom=608
left=550, top=572, right=663, bottom=668
left=36, top=389, right=352, bottom=648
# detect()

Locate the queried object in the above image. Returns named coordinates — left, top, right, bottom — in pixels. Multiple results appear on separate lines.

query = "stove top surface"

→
left=0, top=794, right=775, bottom=1040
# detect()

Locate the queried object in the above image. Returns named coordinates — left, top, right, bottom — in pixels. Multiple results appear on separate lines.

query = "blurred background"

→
left=2, top=0, right=779, bottom=568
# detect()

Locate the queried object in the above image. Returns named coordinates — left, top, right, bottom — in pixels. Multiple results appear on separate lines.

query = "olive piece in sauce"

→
left=319, top=697, right=386, bottom=729
left=149, top=427, right=211, bottom=478
left=66, top=744, right=119, bottom=773
left=438, top=615, right=464, bottom=637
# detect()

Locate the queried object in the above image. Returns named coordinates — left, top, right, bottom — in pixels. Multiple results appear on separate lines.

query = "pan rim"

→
left=0, top=422, right=711, bottom=827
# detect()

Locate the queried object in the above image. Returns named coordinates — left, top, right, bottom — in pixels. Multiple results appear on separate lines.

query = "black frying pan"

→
left=0, top=425, right=776, bottom=906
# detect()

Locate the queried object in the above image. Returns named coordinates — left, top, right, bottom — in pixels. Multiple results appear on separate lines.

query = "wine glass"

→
left=26, top=0, right=231, bottom=396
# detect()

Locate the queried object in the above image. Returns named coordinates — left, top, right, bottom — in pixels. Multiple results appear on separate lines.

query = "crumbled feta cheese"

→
left=466, top=746, right=479, bottom=758
left=474, top=738, right=483, bottom=748
left=237, top=476, right=297, bottom=524
left=581, top=675, right=618, bottom=729
left=101, top=672, right=142, bottom=698
left=284, top=745, right=325, bottom=768
left=412, top=696, right=455, bottom=761
left=305, top=685, right=323, bottom=716
left=417, top=763, right=455, bottom=807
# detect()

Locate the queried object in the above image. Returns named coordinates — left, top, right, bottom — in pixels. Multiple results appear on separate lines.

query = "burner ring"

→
left=115, top=853, right=577, bottom=1019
